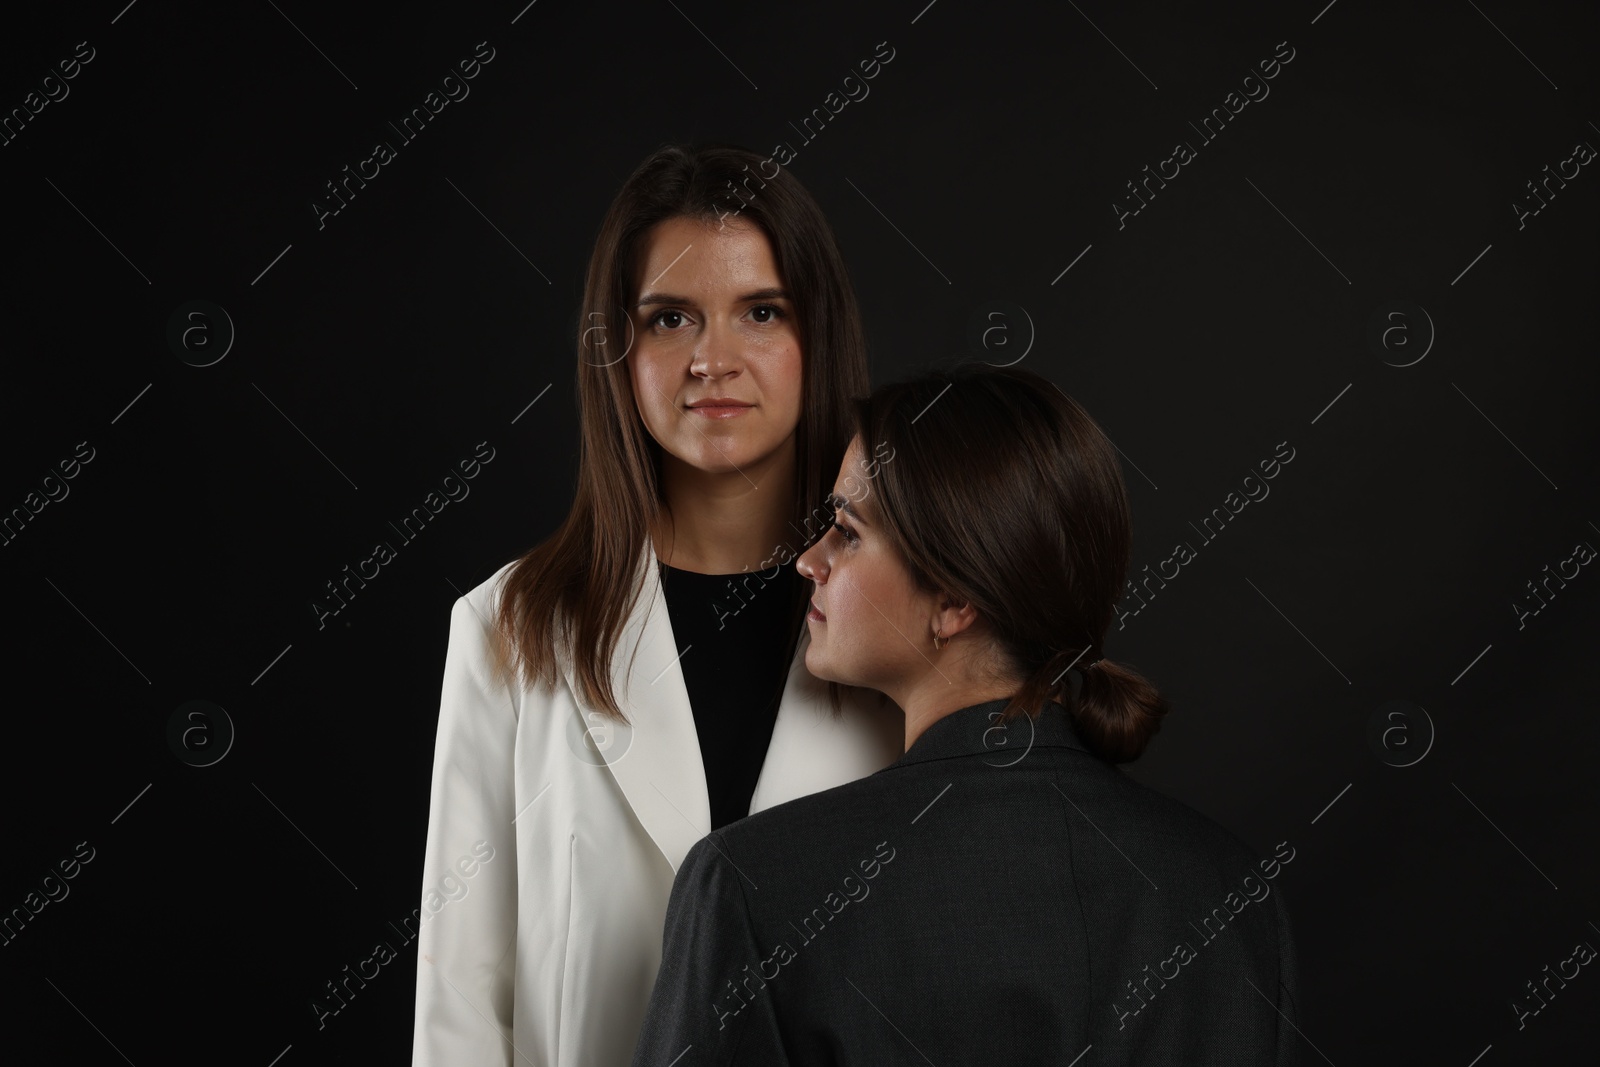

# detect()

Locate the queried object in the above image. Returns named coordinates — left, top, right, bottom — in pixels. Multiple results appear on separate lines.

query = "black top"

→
left=656, top=558, right=802, bottom=831
left=630, top=697, right=1302, bottom=1066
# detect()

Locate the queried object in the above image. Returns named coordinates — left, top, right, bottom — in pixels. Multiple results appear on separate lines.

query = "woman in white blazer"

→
left=410, top=142, right=903, bottom=1066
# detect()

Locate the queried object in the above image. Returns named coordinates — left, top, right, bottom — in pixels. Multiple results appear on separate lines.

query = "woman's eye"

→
left=650, top=305, right=782, bottom=329
left=831, top=515, right=857, bottom=545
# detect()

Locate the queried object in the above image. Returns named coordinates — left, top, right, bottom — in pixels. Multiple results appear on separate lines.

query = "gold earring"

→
left=932, top=628, right=949, bottom=651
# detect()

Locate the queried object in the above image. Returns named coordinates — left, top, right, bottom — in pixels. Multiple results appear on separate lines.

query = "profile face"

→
left=796, top=435, right=932, bottom=693
left=626, top=215, right=804, bottom=477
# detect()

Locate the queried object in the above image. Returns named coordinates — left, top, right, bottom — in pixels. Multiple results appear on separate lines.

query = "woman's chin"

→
left=803, top=643, right=844, bottom=685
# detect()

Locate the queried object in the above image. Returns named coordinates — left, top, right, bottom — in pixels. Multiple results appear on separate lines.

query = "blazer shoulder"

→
left=716, top=769, right=896, bottom=854
left=461, top=557, right=519, bottom=619
left=444, top=557, right=547, bottom=710
left=1108, top=769, right=1265, bottom=868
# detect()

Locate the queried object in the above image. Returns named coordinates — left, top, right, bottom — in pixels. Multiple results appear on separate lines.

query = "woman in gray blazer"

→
left=630, top=363, right=1303, bottom=1065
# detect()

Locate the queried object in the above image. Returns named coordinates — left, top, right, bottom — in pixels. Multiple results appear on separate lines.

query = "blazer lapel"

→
left=748, top=625, right=902, bottom=816
left=587, top=539, right=711, bottom=874
left=557, top=537, right=899, bottom=874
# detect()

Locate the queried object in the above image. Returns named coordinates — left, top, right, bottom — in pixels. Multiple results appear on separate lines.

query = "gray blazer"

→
left=630, top=697, right=1302, bottom=1066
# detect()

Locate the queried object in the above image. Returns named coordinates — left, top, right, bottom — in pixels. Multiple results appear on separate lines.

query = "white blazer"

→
left=411, top=540, right=903, bottom=1066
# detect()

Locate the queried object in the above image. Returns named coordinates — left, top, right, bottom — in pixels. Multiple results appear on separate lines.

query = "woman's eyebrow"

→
left=633, top=286, right=791, bottom=309
left=828, top=491, right=867, bottom=525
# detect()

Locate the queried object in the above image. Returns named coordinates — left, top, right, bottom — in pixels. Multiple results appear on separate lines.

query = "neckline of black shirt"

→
left=656, top=559, right=803, bottom=831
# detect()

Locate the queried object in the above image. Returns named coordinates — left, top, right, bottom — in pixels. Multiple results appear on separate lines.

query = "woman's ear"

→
left=932, top=597, right=983, bottom=639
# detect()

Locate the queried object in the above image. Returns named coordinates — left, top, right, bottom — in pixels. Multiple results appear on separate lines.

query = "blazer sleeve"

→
left=412, top=595, right=523, bottom=1067
left=1272, top=881, right=1303, bottom=1067
left=629, top=834, right=790, bottom=1067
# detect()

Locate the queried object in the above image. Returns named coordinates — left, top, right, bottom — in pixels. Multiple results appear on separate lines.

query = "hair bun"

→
left=1069, top=657, right=1170, bottom=763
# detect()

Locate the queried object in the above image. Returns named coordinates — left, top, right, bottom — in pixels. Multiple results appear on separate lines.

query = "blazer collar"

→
left=554, top=535, right=901, bottom=874
left=887, top=697, right=1094, bottom=770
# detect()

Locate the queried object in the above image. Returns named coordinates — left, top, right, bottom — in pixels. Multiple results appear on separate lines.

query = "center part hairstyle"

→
left=849, top=363, right=1171, bottom=764
left=490, top=142, right=873, bottom=723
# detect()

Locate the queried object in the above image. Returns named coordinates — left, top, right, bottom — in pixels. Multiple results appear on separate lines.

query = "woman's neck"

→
left=652, top=438, right=799, bottom=575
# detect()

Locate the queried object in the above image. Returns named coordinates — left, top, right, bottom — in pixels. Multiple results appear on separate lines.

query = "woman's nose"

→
left=795, top=541, right=823, bottom=582
left=691, top=318, right=743, bottom=374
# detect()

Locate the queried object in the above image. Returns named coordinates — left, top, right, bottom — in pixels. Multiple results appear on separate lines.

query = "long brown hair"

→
left=847, top=362, right=1170, bottom=763
left=491, top=142, right=871, bottom=722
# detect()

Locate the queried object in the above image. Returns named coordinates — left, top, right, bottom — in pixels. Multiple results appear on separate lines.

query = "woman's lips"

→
left=687, top=404, right=752, bottom=419
left=807, top=601, right=825, bottom=621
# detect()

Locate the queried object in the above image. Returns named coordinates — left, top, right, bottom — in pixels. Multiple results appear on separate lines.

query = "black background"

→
left=1, top=0, right=1596, bottom=1063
